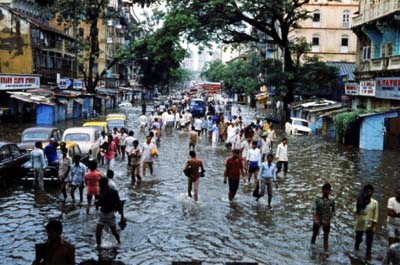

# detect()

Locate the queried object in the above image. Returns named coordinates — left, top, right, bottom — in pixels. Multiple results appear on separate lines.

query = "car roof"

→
left=106, top=117, right=126, bottom=121
left=83, top=121, right=107, bottom=126
left=0, top=141, right=16, bottom=147
left=63, top=127, right=98, bottom=133
left=290, top=117, right=309, bottom=122
left=22, top=127, right=58, bottom=133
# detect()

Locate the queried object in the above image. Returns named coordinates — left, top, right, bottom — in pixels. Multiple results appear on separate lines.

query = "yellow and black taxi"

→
left=82, top=121, right=108, bottom=134
left=21, top=142, right=89, bottom=182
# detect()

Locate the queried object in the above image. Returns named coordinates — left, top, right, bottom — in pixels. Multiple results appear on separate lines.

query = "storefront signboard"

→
left=0, top=74, right=40, bottom=90
left=359, top=80, right=376, bottom=96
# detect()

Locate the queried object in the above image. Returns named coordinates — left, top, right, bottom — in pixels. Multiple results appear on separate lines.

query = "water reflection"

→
left=0, top=105, right=398, bottom=264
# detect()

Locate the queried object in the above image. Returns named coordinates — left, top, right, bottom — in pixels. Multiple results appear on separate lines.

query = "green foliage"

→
left=333, top=110, right=368, bottom=142
left=164, top=0, right=311, bottom=101
left=294, top=58, right=339, bottom=96
left=201, top=53, right=262, bottom=95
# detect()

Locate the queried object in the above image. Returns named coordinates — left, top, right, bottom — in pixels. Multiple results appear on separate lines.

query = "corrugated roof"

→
left=326, top=61, right=355, bottom=81
left=0, top=4, right=75, bottom=40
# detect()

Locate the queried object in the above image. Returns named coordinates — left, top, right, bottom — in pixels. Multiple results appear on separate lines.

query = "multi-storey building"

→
left=344, top=0, right=400, bottom=150
left=290, top=0, right=358, bottom=62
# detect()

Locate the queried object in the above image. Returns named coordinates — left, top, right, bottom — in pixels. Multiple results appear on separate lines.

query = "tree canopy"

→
left=164, top=0, right=310, bottom=102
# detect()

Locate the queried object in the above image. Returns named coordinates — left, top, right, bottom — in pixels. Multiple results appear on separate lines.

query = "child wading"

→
left=311, top=183, right=335, bottom=252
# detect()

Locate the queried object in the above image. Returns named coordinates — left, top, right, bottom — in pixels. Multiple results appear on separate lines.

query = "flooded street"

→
left=0, top=104, right=399, bottom=264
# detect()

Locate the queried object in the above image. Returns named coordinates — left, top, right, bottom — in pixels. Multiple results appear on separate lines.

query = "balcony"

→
left=352, top=0, right=400, bottom=28
left=388, top=55, right=400, bottom=70
left=370, top=58, right=389, bottom=71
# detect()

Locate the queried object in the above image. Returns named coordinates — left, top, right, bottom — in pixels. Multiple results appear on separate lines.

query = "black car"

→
left=21, top=142, right=89, bottom=182
left=18, top=127, right=62, bottom=152
left=0, top=141, right=30, bottom=183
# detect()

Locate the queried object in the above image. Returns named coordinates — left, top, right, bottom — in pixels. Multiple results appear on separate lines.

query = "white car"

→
left=285, top=118, right=312, bottom=135
left=62, top=127, right=100, bottom=161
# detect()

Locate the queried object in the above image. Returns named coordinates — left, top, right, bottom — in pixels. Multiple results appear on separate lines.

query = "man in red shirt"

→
left=224, top=149, right=244, bottom=201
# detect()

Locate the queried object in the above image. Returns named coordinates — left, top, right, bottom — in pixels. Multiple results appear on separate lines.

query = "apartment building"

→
left=290, top=0, right=358, bottom=63
left=343, top=0, right=400, bottom=150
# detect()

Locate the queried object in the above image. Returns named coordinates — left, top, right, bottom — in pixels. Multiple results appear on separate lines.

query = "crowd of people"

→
left=29, top=97, right=400, bottom=264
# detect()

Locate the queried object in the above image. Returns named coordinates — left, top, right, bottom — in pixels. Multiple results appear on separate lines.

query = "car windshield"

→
left=107, top=120, right=125, bottom=127
left=64, top=133, right=90, bottom=142
left=293, top=120, right=309, bottom=127
left=86, top=126, right=103, bottom=133
left=22, top=132, right=49, bottom=141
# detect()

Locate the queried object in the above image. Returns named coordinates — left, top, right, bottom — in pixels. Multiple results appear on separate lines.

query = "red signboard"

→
left=345, top=83, right=359, bottom=95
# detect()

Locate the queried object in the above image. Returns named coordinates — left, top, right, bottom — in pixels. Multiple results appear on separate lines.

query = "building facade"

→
left=290, top=0, right=358, bottom=63
left=344, top=0, right=400, bottom=150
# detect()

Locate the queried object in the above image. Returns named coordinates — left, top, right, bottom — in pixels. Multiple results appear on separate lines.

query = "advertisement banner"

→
left=344, top=83, right=359, bottom=95
left=0, top=74, right=40, bottom=90
left=359, top=80, right=376, bottom=96
left=375, top=77, right=400, bottom=100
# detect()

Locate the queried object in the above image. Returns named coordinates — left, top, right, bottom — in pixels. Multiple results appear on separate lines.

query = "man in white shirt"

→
left=275, top=138, right=288, bottom=177
left=193, top=117, right=202, bottom=135
left=142, top=135, right=158, bottom=177
left=123, top=131, right=136, bottom=166
left=240, top=137, right=252, bottom=182
left=387, top=187, right=400, bottom=245
left=260, top=132, right=272, bottom=162
left=246, top=141, right=261, bottom=184
left=139, top=113, right=148, bottom=132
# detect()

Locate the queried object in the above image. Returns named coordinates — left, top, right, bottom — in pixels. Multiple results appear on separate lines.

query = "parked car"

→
left=21, top=142, right=89, bottom=182
left=19, top=127, right=62, bottom=152
left=189, top=98, right=206, bottom=118
left=285, top=117, right=312, bottom=135
left=119, top=102, right=132, bottom=109
left=62, top=127, right=100, bottom=161
left=82, top=121, right=108, bottom=134
left=106, top=113, right=127, bottom=131
left=0, top=141, right=30, bottom=183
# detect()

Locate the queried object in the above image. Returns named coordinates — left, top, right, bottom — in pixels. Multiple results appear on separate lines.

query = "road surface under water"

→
left=0, top=104, right=399, bottom=264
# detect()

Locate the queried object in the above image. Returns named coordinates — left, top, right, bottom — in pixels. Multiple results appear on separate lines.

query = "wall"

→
left=359, top=112, right=398, bottom=150
left=0, top=7, right=33, bottom=74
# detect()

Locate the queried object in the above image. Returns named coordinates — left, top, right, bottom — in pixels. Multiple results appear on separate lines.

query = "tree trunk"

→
left=85, top=8, right=100, bottom=94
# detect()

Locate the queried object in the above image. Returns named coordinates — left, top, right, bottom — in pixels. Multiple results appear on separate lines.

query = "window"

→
left=343, top=10, right=350, bottom=28
left=341, top=35, right=349, bottom=53
left=312, top=36, right=320, bottom=46
left=312, top=34, right=320, bottom=52
left=312, top=10, right=320, bottom=23
left=362, top=46, right=371, bottom=61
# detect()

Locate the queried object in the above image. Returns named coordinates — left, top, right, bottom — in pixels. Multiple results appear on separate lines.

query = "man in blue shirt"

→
left=44, top=138, right=59, bottom=167
left=256, top=154, right=278, bottom=208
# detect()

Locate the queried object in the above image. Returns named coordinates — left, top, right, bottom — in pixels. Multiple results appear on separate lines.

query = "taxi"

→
left=22, top=142, right=89, bottom=182
left=82, top=121, right=108, bottom=134
left=106, top=113, right=127, bottom=131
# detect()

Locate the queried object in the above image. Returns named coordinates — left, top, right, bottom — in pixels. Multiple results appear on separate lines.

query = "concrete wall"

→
left=359, top=112, right=398, bottom=150
left=0, top=7, right=33, bottom=74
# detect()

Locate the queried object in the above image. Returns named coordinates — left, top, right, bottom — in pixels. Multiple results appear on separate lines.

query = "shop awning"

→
left=57, top=99, right=68, bottom=105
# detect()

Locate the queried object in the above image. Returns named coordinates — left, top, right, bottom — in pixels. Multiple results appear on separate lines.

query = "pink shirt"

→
left=84, top=170, right=102, bottom=195
left=104, top=141, right=117, bottom=160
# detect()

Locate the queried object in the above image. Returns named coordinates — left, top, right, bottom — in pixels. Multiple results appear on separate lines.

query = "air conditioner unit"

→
left=107, top=20, right=114, bottom=27
left=112, top=74, right=120, bottom=79
left=107, top=37, right=113, bottom=44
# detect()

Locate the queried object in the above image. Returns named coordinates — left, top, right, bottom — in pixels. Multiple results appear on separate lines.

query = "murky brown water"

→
left=0, top=104, right=399, bottom=264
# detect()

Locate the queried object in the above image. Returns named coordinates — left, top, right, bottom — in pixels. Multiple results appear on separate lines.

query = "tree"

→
left=52, top=0, right=161, bottom=93
left=201, top=53, right=262, bottom=95
left=128, top=23, right=188, bottom=91
left=165, top=0, right=310, bottom=103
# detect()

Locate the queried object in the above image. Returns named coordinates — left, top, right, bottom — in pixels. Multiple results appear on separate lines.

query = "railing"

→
left=388, top=54, right=400, bottom=70
left=352, top=0, right=400, bottom=27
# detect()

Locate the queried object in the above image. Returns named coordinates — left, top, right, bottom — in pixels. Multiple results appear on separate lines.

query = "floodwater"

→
left=0, top=104, right=399, bottom=265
